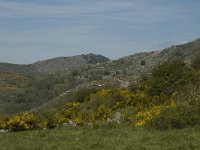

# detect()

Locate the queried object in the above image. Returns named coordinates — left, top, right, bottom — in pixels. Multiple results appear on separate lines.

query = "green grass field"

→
left=0, top=126, right=200, bottom=150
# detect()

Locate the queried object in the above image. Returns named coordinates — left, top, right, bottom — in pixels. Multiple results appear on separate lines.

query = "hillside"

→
left=32, top=53, right=110, bottom=74
left=0, top=53, right=110, bottom=74
left=0, top=72, right=35, bottom=114
left=0, top=63, right=33, bottom=75
left=91, top=38, right=200, bottom=80
left=2, top=56, right=200, bottom=132
left=52, top=38, right=200, bottom=83
left=30, top=38, right=200, bottom=114
left=1, top=38, right=200, bottom=145
left=1, top=38, right=200, bottom=115
left=1, top=39, right=199, bottom=76
left=0, top=71, right=88, bottom=115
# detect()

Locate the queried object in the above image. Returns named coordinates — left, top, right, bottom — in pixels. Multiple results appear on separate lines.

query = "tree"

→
left=140, top=60, right=146, bottom=66
left=148, top=60, right=195, bottom=96
left=191, top=54, right=200, bottom=69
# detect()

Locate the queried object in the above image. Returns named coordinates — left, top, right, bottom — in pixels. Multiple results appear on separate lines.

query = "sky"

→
left=0, top=0, right=200, bottom=64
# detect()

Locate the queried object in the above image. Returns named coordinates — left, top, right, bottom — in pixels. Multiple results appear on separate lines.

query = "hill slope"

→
left=30, top=38, right=200, bottom=113
left=87, top=38, right=200, bottom=80
left=32, top=53, right=110, bottom=74
left=0, top=53, right=110, bottom=74
left=1, top=38, right=200, bottom=115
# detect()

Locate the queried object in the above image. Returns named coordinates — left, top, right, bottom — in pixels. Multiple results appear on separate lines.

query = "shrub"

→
left=147, top=60, right=196, bottom=96
left=148, top=102, right=200, bottom=130
left=47, top=117, right=57, bottom=129
left=2, top=112, right=38, bottom=131
left=140, top=60, right=146, bottom=66
left=70, top=88, right=98, bottom=103
left=191, top=54, right=200, bottom=69
left=72, top=114, right=84, bottom=125
left=88, top=105, right=111, bottom=123
left=148, top=108, right=185, bottom=130
left=89, top=89, right=124, bottom=110
left=52, top=102, right=81, bottom=126
left=0, top=116, right=7, bottom=129
left=135, top=101, right=176, bottom=127
left=94, top=105, right=111, bottom=122
left=89, top=88, right=148, bottom=111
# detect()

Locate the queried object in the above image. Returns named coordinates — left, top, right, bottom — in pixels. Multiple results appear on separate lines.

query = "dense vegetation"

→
left=1, top=39, right=200, bottom=149
left=1, top=57, right=200, bottom=132
left=0, top=70, right=88, bottom=115
left=1, top=39, right=200, bottom=115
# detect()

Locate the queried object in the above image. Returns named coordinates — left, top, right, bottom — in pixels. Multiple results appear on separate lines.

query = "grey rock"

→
left=114, top=112, right=122, bottom=124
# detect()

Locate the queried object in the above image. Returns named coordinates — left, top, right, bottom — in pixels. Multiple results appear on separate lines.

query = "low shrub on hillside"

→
left=0, top=112, right=42, bottom=131
left=135, top=101, right=176, bottom=127
left=88, top=88, right=150, bottom=111
left=70, top=88, right=99, bottom=103
left=52, top=102, right=112, bottom=126
left=148, top=101, right=200, bottom=130
left=52, top=102, right=80, bottom=126
left=90, top=105, right=111, bottom=122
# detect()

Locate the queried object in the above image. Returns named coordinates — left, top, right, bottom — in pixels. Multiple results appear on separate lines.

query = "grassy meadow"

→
left=0, top=126, right=200, bottom=150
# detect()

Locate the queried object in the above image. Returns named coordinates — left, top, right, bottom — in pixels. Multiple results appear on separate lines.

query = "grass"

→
left=0, top=125, right=200, bottom=150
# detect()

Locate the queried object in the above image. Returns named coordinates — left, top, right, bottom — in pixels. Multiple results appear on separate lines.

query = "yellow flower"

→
left=135, top=101, right=176, bottom=127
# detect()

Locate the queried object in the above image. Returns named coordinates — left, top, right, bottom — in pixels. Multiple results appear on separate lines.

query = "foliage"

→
left=52, top=102, right=112, bottom=125
left=148, top=101, right=200, bottom=130
left=82, top=53, right=110, bottom=64
left=140, top=60, right=146, bottom=66
left=2, top=57, right=200, bottom=132
left=70, top=88, right=99, bottom=103
left=0, top=70, right=85, bottom=115
left=191, top=53, right=200, bottom=69
left=90, top=105, right=111, bottom=122
left=88, top=89, right=119, bottom=110
left=147, top=60, right=197, bottom=96
left=53, top=102, right=80, bottom=126
left=135, top=101, right=176, bottom=127
left=0, top=112, right=41, bottom=131
left=88, top=88, right=148, bottom=111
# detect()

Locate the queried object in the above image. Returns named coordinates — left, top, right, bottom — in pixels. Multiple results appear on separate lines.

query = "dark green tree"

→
left=191, top=54, right=200, bottom=69
left=148, top=60, right=196, bottom=96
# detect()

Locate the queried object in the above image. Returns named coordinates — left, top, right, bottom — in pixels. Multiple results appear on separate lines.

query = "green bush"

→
left=148, top=60, right=197, bottom=96
left=148, top=103, right=200, bottom=130
left=148, top=108, right=186, bottom=130
left=52, top=102, right=80, bottom=126
left=191, top=54, right=200, bottom=69
left=46, top=117, right=57, bottom=129
left=70, top=88, right=98, bottom=103
left=0, top=112, right=38, bottom=131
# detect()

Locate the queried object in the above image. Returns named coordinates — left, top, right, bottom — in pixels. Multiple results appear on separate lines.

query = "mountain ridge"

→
left=0, top=53, right=110, bottom=74
left=1, top=38, right=200, bottom=75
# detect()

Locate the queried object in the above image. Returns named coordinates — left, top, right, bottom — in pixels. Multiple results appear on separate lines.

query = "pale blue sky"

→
left=0, top=0, right=200, bottom=64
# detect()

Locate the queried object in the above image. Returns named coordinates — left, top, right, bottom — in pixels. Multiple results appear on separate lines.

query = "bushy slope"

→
left=1, top=38, right=200, bottom=116
left=0, top=72, right=35, bottom=114
left=0, top=70, right=88, bottom=115
left=1, top=58, right=200, bottom=132
left=0, top=63, right=33, bottom=75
